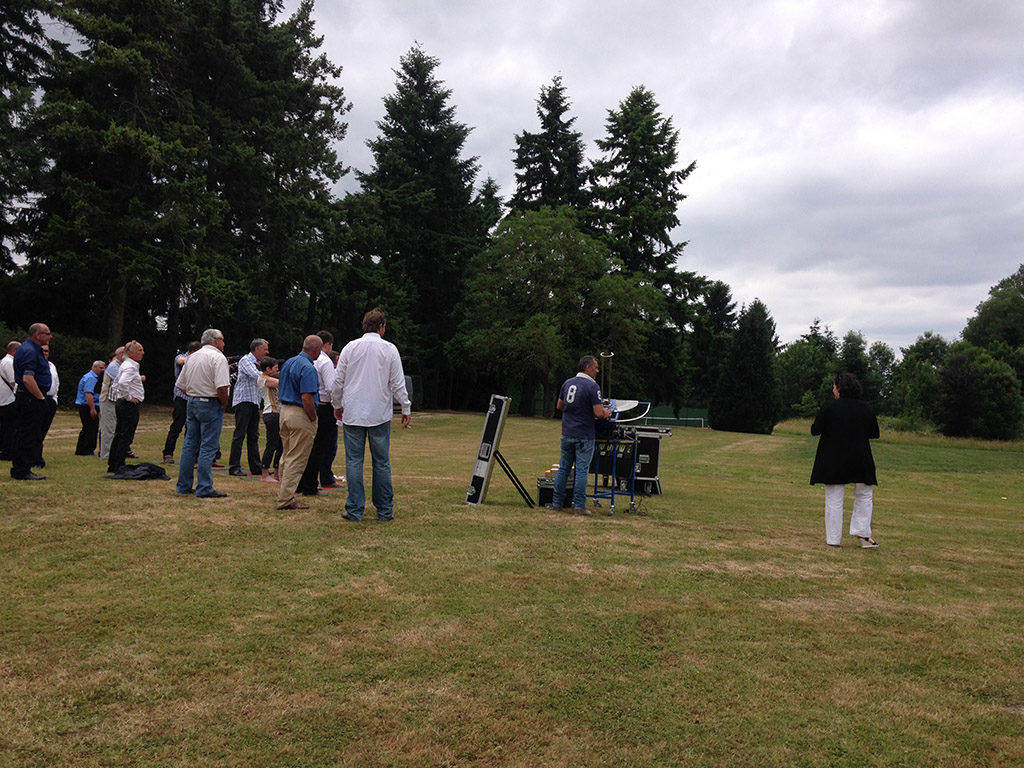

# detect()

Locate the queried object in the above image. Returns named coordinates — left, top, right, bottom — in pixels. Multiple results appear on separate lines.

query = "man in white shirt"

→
left=98, top=345, right=125, bottom=461
left=297, top=330, right=337, bottom=496
left=331, top=309, right=411, bottom=522
left=35, top=344, right=59, bottom=468
left=107, top=340, right=145, bottom=473
left=175, top=328, right=231, bottom=498
left=0, top=340, right=20, bottom=460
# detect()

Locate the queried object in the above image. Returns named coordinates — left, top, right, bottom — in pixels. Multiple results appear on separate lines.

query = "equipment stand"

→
left=588, top=435, right=638, bottom=515
left=494, top=450, right=535, bottom=508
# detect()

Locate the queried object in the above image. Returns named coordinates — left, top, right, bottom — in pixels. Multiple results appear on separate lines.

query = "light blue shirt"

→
left=76, top=370, right=100, bottom=406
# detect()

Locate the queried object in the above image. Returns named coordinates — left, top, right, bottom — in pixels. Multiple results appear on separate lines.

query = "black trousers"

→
left=10, top=392, right=46, bottom=478
left=108, top=399, right=140, bottom=473
left=162, top=396, right=187, bottom=456
left=76, top=404, right=100, bottom=454
left=318, top=415, right=339, bottom=486
left=228, top=401, right=262, bottom=475
left=36, top=398, right=57, bottom=465
left=261, top=412, right=282, bottom=469
left=297, top=403, right=335, bottom=494
left=0, top=401, right=15, bottom=459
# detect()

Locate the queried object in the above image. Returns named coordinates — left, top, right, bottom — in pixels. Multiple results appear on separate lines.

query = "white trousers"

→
left=824, top=483, right=873, bottom=546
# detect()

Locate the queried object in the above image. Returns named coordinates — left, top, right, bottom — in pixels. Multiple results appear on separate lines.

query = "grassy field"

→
left=1, top=408, right=1022, bottom=767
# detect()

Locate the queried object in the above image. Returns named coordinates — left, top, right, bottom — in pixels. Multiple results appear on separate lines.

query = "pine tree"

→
left=509, top=76, right=589, bottom=213
left=0, top=0, right=49, bottom=272
left=591, top=86, right=695, bottom=275
left=173, top=0, right=349, bottom=343
left=20, top=0, right=349, bottom=348
left=688, top=280, right=736, bottom=407
left=357, top=46, right=486, bottom=408
left=24, top=0, right=212, bottom=344
left=709, top=300, right=780, bottom=434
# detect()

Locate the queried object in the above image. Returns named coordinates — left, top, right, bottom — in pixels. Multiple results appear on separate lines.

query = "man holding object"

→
left=551, top=355, right=612, bottom=515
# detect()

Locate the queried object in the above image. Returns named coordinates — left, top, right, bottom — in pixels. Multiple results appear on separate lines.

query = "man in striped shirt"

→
left=228, top=338, right=269, bottom=477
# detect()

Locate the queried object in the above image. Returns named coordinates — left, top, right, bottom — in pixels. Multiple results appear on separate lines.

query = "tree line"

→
left=2, top=1, right=1022, bottom=438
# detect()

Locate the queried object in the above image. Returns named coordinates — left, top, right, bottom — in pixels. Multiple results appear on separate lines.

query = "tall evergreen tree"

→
left=509, top=76, right=589, bottom=213
left=0, top=0, right=50, bottom=272
left=182, top=0, right=350, bottom=343
left=709, top=299, right=779, bottom=434
left=23, top=0, right=212, bottom=344
left=18, top=0, right=348, bottom=349
left=688, top=280, right=736, bottom=407
left=588, top=86, right=698, bottom=409
left=591, top=86, right=695, bottom=275
left=357, top=46, right=486, bottom=409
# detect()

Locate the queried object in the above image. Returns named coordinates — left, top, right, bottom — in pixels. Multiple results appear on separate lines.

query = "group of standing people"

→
left=3, top=310, right=412, bottom=521
left=549, top=356, right=881, bottom=547
left=6, top=317, right=880, bottom=545
left=1, top=323, right=59, bottom=479
left=271, top=309, right=412, bottom=519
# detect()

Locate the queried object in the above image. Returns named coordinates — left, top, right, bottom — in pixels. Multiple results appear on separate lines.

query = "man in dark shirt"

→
left=10, top=323, right=53, bottom=480
left=551, top=355, right=612, bottom=515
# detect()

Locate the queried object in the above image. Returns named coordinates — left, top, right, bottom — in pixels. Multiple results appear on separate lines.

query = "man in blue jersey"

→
left=551, top=355, right=613, bottom=515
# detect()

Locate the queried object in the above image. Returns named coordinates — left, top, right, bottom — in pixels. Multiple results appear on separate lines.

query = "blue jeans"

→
left=552, top=436, right=595, bottom=510
left=343, top=422, right=392, bottom=520
left=176, top=397, right=224, bottom=497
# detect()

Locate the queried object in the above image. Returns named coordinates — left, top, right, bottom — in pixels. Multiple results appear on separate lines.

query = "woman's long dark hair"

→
left=834, top=372, right=863, bottom=399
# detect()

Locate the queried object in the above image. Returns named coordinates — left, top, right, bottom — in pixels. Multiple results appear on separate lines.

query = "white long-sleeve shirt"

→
left=46, top=362, right=58, bottom=400
left=314, top=350, right=336, bottom=404
left=0, top=354, right=16, bottom=406
left=111, top=357, right=145, bottom=402
left=331, top=332, right=410, bottom=427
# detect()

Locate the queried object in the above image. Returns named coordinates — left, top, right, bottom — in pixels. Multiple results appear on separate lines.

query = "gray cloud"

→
left=288, top=0, right=1023, bottom=351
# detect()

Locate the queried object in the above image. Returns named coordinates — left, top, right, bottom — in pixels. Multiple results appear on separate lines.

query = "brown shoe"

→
left=278, top=500, right=310, bottom=510
left=573, top=507, right=592, bottom=516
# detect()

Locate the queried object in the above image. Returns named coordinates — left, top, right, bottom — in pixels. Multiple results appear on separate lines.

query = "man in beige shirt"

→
left=175, top=329, right=231, bottom=498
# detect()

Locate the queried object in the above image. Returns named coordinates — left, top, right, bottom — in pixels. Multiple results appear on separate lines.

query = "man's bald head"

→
left=302, top=335, right=324, bottom=357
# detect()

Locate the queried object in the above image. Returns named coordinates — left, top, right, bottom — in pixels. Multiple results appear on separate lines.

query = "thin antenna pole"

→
left=599, top=351, right=614, bottom=400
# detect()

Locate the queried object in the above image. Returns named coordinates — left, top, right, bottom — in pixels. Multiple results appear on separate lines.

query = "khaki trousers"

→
left=277, top=404, right=317, bottom=508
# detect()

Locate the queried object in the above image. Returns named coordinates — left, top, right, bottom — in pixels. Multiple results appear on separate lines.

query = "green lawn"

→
left=1, top=408, right=1022, bottom=767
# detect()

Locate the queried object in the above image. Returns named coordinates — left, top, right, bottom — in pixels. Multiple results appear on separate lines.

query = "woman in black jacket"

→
left=810, top=372, right=880, bottom=548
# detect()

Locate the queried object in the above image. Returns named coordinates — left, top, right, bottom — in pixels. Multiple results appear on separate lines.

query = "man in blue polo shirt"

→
left=10, top=323, right=53, bottom=480
left=552, top=355, right=613, bottom=515
left=74, top=359, right=106, bottom=455
left=276, top=334, right=323, bottom=510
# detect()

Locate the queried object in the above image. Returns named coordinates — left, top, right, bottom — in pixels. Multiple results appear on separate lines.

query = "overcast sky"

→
left=285, top=0, right=1024, bottom=351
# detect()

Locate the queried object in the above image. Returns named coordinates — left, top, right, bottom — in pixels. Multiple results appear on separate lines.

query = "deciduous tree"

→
left=935, top=342, right=1023, bottom=440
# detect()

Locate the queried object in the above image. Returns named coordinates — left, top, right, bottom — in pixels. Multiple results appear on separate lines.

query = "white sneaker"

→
left=858, top=536, right=879, bottom=548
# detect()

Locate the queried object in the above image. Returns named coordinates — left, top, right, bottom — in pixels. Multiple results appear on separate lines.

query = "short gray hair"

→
left=201, top=328, right=223, bottom=346
left=250, top=337, right=268, bottom=353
